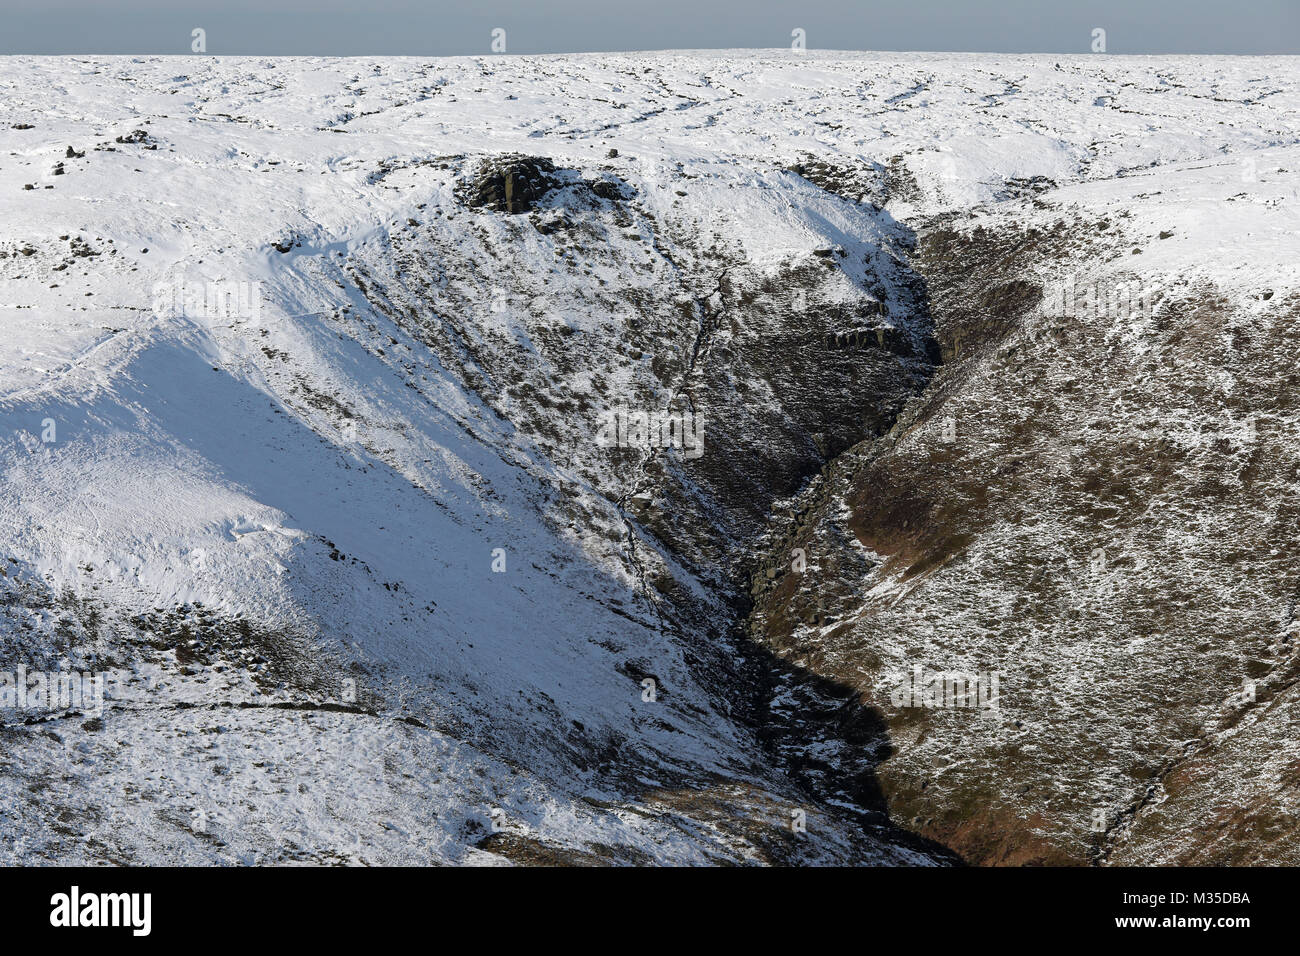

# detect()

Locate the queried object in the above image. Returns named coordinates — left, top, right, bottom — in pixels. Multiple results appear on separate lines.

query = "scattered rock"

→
left=115, top=129, right=158, bottom=149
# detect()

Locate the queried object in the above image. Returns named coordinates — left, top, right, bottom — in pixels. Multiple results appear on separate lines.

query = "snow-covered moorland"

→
left=0, top=51, right=1296, bottom=864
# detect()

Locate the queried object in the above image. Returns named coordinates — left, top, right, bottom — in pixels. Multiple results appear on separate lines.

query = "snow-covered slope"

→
left=0, top=51, right=1296, bottom=864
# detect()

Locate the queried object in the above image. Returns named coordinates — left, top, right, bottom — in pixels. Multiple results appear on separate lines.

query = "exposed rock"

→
left=458, top=154, right=560, bottom=214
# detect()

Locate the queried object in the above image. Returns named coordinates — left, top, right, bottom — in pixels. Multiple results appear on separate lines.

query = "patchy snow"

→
left=0, top=51, right=1296, bottom=864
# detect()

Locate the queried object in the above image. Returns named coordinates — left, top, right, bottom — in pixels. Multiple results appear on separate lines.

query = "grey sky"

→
left=1, top=0, right=1296, bottom=55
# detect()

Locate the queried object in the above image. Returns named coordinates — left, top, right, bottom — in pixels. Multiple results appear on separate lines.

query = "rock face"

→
left=458, top=154, right=560, bottom=214
left=0, top=52, right=1297, bottom=866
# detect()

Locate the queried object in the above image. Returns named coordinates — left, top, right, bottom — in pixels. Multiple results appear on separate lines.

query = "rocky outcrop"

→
left=457, top=154, right=561, bottom=214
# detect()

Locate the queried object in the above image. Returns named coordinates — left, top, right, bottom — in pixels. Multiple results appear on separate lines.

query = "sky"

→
left=0, top=0, right=1296, bottom=55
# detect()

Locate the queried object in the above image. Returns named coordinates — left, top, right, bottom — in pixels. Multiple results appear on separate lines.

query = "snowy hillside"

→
left=0, top=51, right=1296, bottom=864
